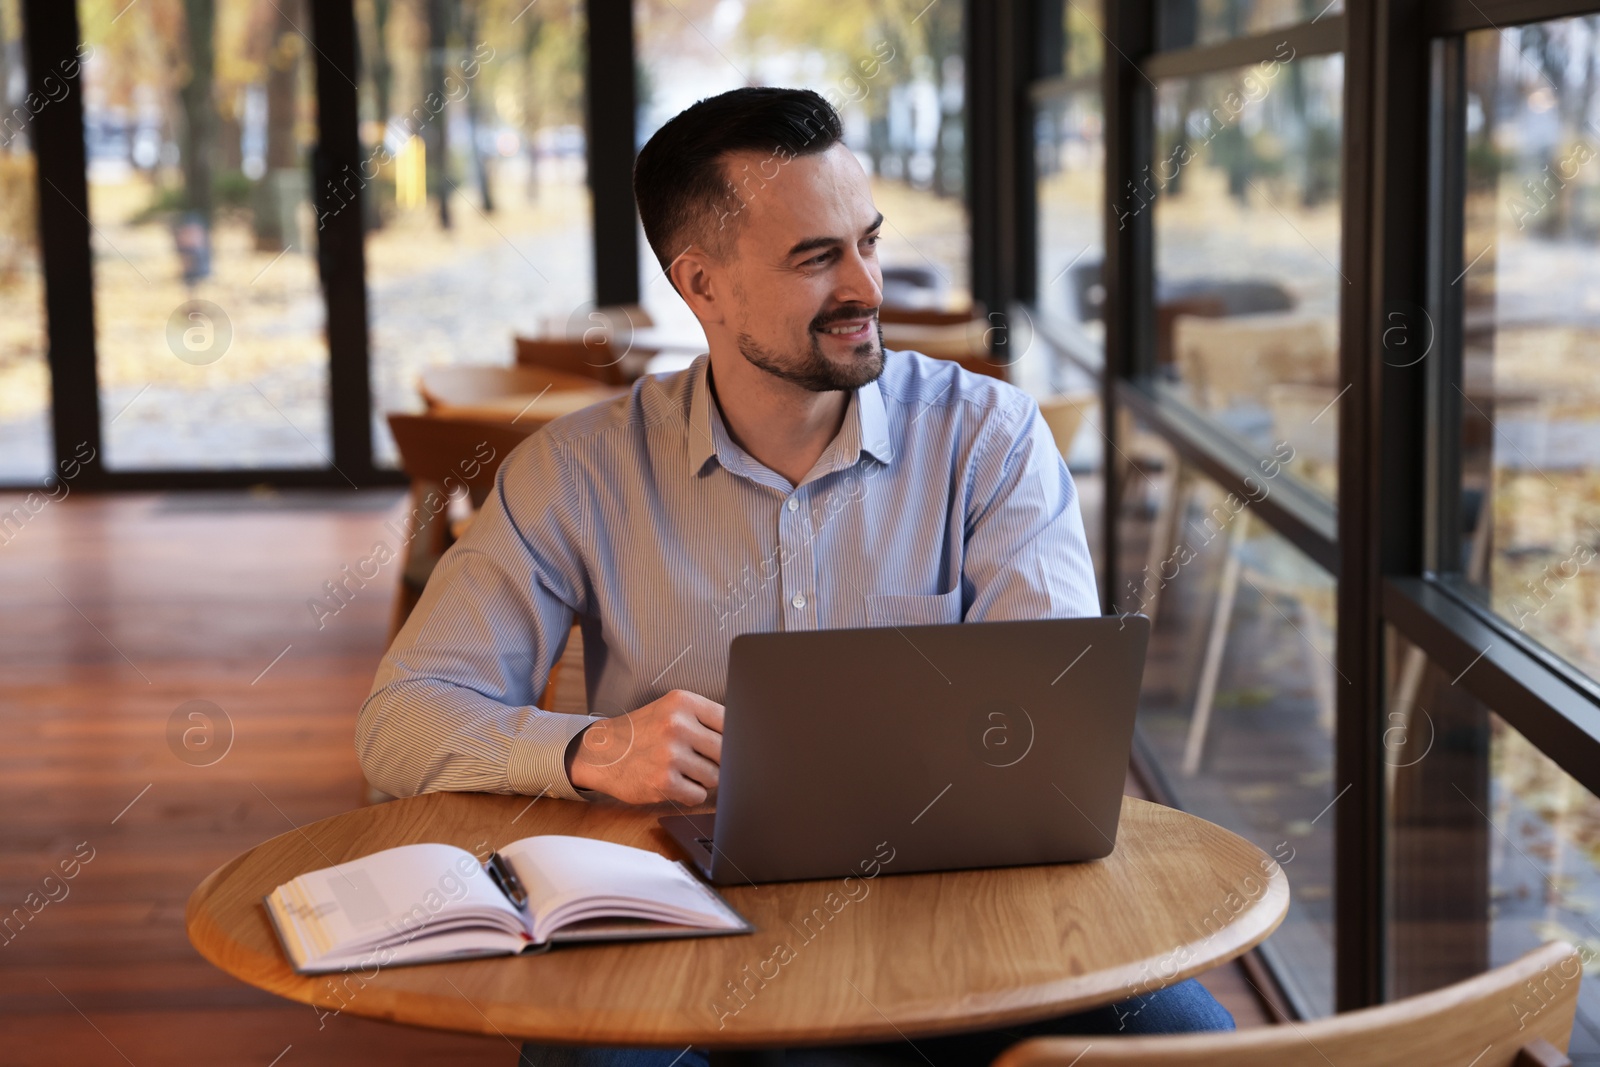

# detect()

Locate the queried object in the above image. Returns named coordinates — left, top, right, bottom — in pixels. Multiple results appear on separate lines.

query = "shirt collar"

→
left=686, top=354, right=896, bottom=479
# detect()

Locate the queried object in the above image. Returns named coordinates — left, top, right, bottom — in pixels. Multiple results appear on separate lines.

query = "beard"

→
left=736, top=307, right=885, bottom=393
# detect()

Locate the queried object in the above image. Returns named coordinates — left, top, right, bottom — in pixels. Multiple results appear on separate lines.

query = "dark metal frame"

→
left=22, top=0, right=99, bottom=487
left=588, top=0, right=640, bottom=307
left=969, top=1, right=1032, bottom=315
left=1021, top=0, right=1600, bottom=1017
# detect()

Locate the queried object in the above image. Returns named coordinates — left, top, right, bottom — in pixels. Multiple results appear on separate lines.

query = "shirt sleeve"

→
left=357, top=435, right=604, bottom=800
left=960, top=393, right=1102, bottom=621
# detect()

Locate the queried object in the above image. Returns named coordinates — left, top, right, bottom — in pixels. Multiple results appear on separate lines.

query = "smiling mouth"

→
left=813, top=318, right=877, bottom=340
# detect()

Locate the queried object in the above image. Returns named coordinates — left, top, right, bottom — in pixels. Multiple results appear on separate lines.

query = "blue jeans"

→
left=519, top=977, right=1234, bottom=1066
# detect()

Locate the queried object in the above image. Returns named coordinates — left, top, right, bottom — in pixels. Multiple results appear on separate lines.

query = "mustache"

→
left=810, top=305, right=880, bottom=330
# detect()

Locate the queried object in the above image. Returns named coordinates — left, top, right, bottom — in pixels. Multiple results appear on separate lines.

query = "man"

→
left=359, top=87, right=1231, bottom=1064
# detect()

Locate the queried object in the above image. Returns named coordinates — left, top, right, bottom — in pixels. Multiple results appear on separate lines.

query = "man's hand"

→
left=565, top=690, right=724, bottom=805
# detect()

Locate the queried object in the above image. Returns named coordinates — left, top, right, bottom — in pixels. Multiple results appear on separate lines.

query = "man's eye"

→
left=805, top=251, right=832, bottom=266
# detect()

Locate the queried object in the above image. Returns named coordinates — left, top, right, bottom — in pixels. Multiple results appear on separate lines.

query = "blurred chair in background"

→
left=419, top=364, right=602, bottom=410
left=883, top=317, right=1008, bottom=380
left=514, top=334, right=644, bottom=386
left=879, top=302, right=987, bottom=326
left=384, top=412, right=540, bottom=641
left=418, top=364, right=622, bottom=427
left=1172, top=312, right=1337, bottom=426
left=369, top=412, right=584, bottom=805
left=1037, top=393, right=1094, bottom=466
left=1161, top=313, right=1341, bottom=776
left=514, top=301, right=661, bottom=385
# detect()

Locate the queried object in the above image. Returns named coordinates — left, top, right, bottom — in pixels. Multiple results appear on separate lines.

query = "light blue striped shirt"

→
left=359, top=350, right=1100, bottom=800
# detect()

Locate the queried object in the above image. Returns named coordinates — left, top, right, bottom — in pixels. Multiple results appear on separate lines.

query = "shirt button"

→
left=786, top=498, right=799, bottom=512
left=791, top=593, right=806, bottom=609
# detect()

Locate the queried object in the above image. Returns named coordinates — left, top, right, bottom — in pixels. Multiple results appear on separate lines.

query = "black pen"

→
left=486, top=852, right=528, bottom=908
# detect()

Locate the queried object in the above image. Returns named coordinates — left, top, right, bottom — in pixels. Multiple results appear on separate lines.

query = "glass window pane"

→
left=360, top=0, right=593, bottom=468
left=1035, top=0, right=1104, bottom=354
left=633, top=0, right=969, bottom=330
left=81, top=0, right=332, bottom=470
left=1034, top=1, right=1105, bottom=599
left=1151, top=54, right=1344, bottom=502
left=1036, top=89, right=1103, bottom=340
left=0, top=0, right=52, bottom=483
left=1386, top=630, right=1600, bottom=1056
left=1157, top=0, right=1344, bottom=51
left=1459, top=19, right=1600, bottom=681
left=1117, top=423, right=1335, bottom=1016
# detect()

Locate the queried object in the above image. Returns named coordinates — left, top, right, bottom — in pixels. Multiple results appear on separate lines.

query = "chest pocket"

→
left=866, top=587, right=963, bottom=627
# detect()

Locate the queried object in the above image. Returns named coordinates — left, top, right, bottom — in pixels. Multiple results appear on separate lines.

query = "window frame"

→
left=11, top=0, right=637, bottom=492
left=1023, top=0, right=1600, bottom=1017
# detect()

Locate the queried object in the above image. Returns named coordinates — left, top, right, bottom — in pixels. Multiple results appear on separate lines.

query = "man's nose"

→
left=833, top=245, right=883, bottom=310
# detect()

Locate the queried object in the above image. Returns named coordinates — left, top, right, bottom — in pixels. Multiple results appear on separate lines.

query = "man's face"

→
left=720, top=143, right=885, bottom=392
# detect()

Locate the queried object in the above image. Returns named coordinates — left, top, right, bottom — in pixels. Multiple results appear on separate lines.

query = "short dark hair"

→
left=633, top=87, right=845, bottom=274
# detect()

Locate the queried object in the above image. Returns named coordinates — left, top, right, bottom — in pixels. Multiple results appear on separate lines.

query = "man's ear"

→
left=670, top=248, right=728, bottom=328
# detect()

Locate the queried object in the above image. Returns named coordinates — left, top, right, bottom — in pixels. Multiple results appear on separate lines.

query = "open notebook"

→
left=265, top=835, right=752, bottom=974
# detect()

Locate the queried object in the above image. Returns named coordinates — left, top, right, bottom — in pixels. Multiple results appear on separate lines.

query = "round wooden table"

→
left=187, top=793, right=1288, bottom=1061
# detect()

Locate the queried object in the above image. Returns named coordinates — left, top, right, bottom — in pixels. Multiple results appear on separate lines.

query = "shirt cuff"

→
left=507, top=710, right=605, bottom=801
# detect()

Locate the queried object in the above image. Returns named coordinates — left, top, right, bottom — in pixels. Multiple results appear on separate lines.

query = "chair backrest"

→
left=1037, top=394, right=1094, bottom=460
left=418, top=364, right=602, bottom=411
left=1172, top=312, right=1337, bottom=414
left=1264, top=382, right=1339, bottom=467
left=386, top=413, right=539, bottom=509
left=881, top=319, right=1009, bottom=380
left=993, top=941, right=1581, bottom=1067
left=514, top=335, right=634, bottom=385
left=878, top=301, right=987, bottom=326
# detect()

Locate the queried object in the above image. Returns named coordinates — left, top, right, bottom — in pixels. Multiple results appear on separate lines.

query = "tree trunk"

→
left=459, top=0, right=493, bottom=213
left=371, top=0, right=393, bottom=128
left=0, top=4, right=12, bottom=149
left=365, top=0, right=393, bottom=231
left=179, top=0, right=216, bottom=224
left=522, top=12, right=543, bottom=201
left=254, top=0, right=300, bottom=251
left=426, top=0, right=453, bottom=229
left=927, top=7, right=961, bottom=199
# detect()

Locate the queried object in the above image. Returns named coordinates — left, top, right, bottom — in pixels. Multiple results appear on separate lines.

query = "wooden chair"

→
left=993, top=940, right=1581, bottom=1066
left=367, top=413, right=587, bottom=805
left=514, top=334, right=650, bottom=386
left=1172, top=312, right=1337, bottom=413
left=1162, top=312, right=1341, bottom=776
left=385, top=412, right=541, bottom=642
left=1037, top=393, right=1095, bottom=462
left=878, top=301, right=986, bottom=326
left=417, top=364, right=603, bottom=412
left=881, top=319, right=1009, bottom=380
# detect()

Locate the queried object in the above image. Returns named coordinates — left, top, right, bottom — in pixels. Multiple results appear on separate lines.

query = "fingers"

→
left=641, top=757, right=713, bottom=806
left=693, top=696, right=726, bottom=734
left=681, top=718, right=722, bottom=764
left=664, top=775, right=709, bottom=807
left=674, top=748, right=720, bottom=793
left=666, top=689, right=725, bottom=733
left=661, top=692, right=723, bottom=764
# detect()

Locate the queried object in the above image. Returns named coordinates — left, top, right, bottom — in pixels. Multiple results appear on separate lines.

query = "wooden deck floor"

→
left=0, top=490, right=1267, bottom=1066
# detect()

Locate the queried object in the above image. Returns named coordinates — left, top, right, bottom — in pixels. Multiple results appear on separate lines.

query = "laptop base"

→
left=660, top=813, right=717, bottom=879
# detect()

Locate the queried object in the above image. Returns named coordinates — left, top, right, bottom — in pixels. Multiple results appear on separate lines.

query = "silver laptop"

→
left=660, top=614, right=1149, bottom=885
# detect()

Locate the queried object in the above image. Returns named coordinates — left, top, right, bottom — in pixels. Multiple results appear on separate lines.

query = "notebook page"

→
left=271, top=843, right=526, bottom=964
left=499, top=836, right=743, bottom=939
